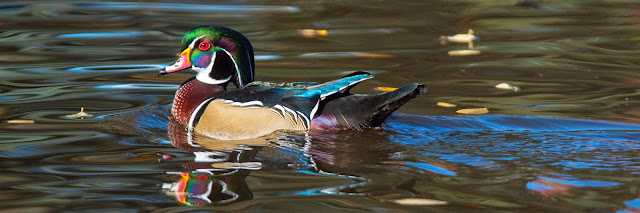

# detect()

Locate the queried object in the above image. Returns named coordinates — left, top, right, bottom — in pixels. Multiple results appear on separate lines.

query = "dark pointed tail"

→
left=315, top=83, right=427, bottom=130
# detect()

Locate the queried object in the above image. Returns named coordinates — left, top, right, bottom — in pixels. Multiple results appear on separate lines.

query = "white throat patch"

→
left=194, top=51, right=232, bottom=84
left=193, top=48, right=240, bottom=85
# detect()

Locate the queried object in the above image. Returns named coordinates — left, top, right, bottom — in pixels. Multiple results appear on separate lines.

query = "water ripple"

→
left=57, top=31, right=146, bottom=39
left=67, top=64, right=164, bottom=73
left=0, top=2, right=300, bottom=14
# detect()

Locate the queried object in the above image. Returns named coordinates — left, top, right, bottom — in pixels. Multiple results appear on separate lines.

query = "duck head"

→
left=160, top=26, right=255, bottom=88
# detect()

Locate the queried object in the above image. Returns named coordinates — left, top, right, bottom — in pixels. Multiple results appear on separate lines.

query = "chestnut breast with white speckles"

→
left=171, top=78, right=225, bottom=126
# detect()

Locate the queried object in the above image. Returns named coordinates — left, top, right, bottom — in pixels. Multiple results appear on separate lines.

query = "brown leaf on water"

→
left=393, top=198, right=449, bottom=206
left=456, top=108, right=489, bottom=115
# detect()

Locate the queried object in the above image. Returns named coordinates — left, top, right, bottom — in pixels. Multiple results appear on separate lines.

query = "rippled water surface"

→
left=1, top=0, right=639, bottom=212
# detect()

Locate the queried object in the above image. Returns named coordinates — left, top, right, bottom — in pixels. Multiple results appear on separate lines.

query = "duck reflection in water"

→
left=162, top=118, right=262, bottom=206
left=162, top=171, right=244, bottom=206
left=160, top=116, right=378, bottom=206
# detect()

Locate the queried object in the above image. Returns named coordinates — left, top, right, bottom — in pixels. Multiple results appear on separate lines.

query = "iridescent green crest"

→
left=181, top=26, right=255, bottom=87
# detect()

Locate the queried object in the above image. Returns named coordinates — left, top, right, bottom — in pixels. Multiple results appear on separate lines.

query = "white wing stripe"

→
left=307, top=99, right=320, bottom=128
left=273, top=105, right=287, bottom=117
left=230, top=100, right=264, bottom=107
left=319, top=75, right=374, bottom=100
left=189, top=97, right=215, bottom=128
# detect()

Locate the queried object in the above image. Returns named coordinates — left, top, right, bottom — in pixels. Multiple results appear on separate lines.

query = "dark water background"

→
left=1, top=0, right=639, bottom=212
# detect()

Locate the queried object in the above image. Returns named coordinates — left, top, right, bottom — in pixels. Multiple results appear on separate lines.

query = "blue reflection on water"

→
left=0, top=132, right=105, bottom=158
left=623, top=198, right=640, bottom=209
left=527, top=182, right=555, bottom=191
left=254, top=55, right=281, bottom=61
left=551, top=161, right=617, bottom=170
left=440, top=153, right=495, bottom=167
left=80, top=2, right=300, bottom=13
left=405, top=162, right=456, bottom=176
left=67, top=64, right=164, bottom=73
left=536, top=176, right=620, bottom=187
left=527, top=174, right=621, bottom=195
left=94, top=84, right=178, bottom=90
left=0, top=2, right=300, bottom=13
left=386, top=114, right=640, bottom=178
left=57, top=31, right=146, bottom=39
left=0, top=95, right=22, bottom=100
left=388, top=115, right=640, bottom=133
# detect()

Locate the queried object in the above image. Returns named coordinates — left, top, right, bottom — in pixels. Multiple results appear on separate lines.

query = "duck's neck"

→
left=172, top=77, right=226, bottom=126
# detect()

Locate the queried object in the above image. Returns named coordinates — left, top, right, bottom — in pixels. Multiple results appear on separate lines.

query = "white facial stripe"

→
left=189, top=34, right=209, bottom=49
left=189, top=36, right=242, bottom=86
left=219, top=48, right=242, bottom=86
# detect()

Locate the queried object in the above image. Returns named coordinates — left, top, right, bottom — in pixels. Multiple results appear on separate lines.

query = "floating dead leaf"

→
left=393, top=198, right=449, bottom=206
left=440, top=29, right=478, bottom=49
left=437, top=102, right=457, bottom=108
left=357, top=53, right=394, bottom=59
left=375, top=87, right=398, bottom=92
left=297, top=29, right=328, bottom=38
left=495, top=83, right=520, bottom=92
left=456, top=108, right=489, bottom=115
left=448, top=49, right=481, bottom=56
left=66, top=107, right=93, bottom=118
left=441, top=29, right=477, bottom=44
left=6, top=120, right=35, bottom=124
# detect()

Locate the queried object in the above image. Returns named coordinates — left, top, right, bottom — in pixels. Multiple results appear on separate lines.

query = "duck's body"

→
left=161, top=26, right=427, bottom=140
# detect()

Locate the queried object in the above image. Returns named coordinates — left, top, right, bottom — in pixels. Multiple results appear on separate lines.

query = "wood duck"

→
left=160, top=26, right=427, bottom=140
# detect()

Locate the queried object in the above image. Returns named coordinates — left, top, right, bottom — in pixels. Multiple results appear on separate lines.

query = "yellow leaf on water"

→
left=297, top=29, right=328, bottom=38
left=393, top=198, right=449, bottom=206
left=6, top=120, right=35, bottom=124
left=374, top=87, right=398, bottom=92
left=456, top=108, right=489, bottom=115
left=316, top=29, right=328, bottom=36
left=437, top=102, right=457, bottom=108
left=448, top=49, right=481, bottom=56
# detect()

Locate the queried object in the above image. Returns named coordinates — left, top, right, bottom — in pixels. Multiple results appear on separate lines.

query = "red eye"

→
left=198, top=42, right=211, bottom=51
